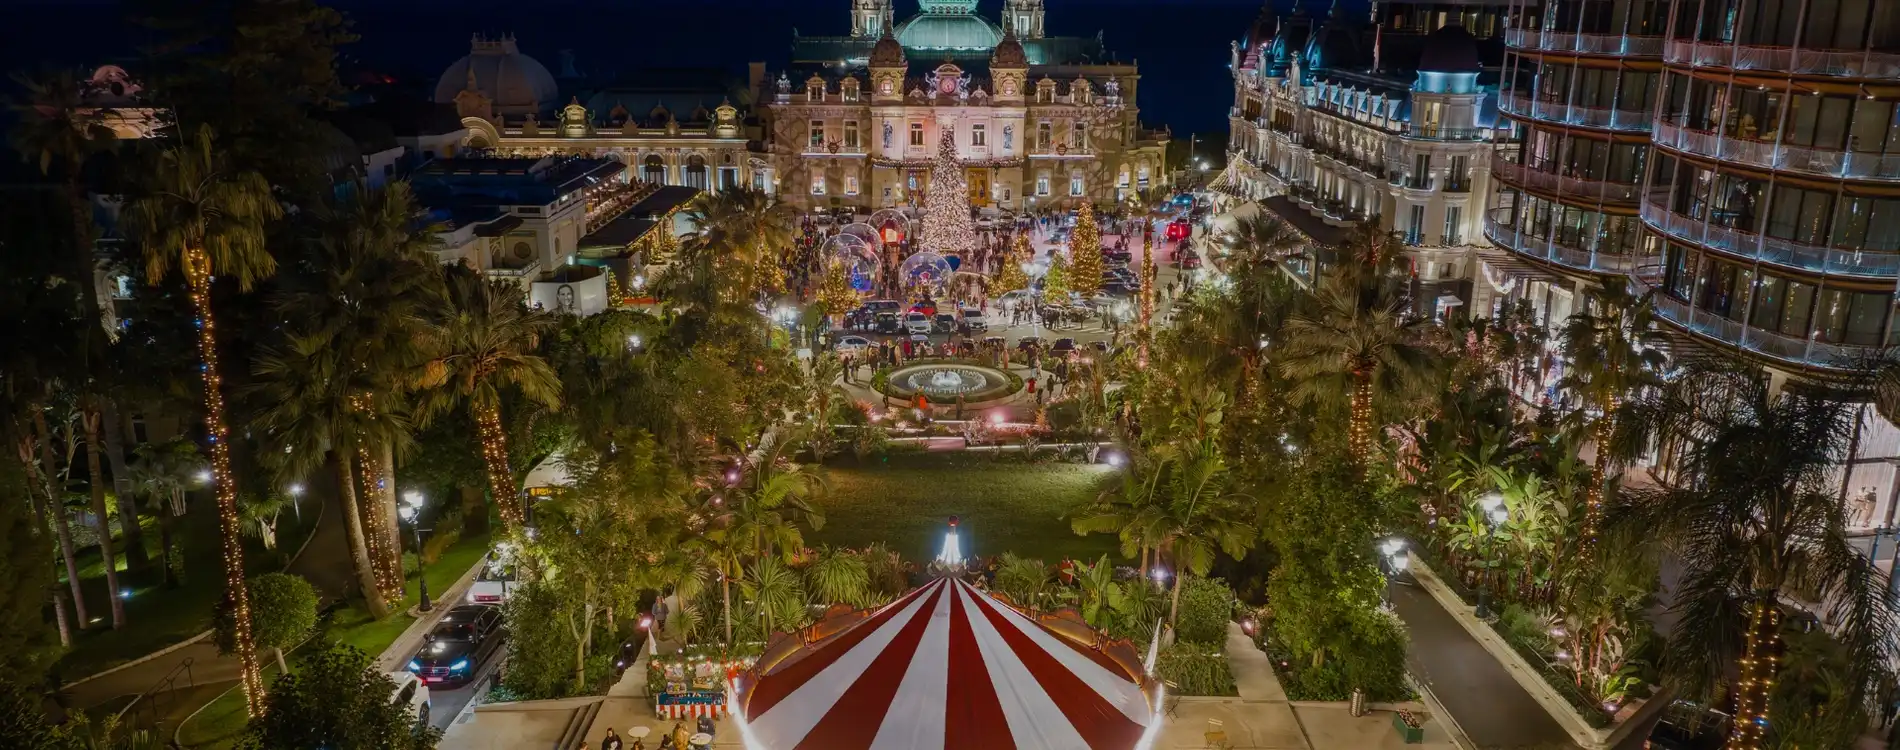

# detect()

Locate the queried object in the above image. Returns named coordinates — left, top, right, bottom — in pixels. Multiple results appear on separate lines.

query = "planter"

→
left=1392, top=710, right=1426, bottom=744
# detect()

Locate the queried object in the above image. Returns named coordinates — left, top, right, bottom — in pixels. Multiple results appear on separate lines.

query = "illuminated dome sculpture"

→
left=734, top=576, right=1162, bottom=750
left=869, top=209, right=913, bottom=248
left=839, top=222, right=884, bottom=254
left=823, top=233, right=882, bottom=293
left=899, top=250, right=953, bottom=291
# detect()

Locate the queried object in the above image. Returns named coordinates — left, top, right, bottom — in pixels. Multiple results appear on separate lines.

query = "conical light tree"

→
left=123, top=125, right=281, bottom=715
left=919, top=129, right=977, bottom=256
left=993, top=233, right=1031, bottom=294
left=1042, top=251, right=1072, bottom=301
left=815, top=260, right=862, bottom=323
left=1068, top=200, right=1103, bottom=296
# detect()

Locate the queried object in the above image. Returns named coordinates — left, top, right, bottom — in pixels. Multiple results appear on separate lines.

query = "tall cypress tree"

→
left=0, top=462, right=58, bottom=677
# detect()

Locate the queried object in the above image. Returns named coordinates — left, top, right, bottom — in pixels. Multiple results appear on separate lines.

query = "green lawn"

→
left=173, top=531, right=492, bottom=749
left=55, top=507, right=319, bottom=679
left=811, top=453, right=1123, bottom=564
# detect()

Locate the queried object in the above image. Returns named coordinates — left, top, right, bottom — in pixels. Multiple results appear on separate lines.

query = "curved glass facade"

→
left=1636, top=0, right=1900, bottom=370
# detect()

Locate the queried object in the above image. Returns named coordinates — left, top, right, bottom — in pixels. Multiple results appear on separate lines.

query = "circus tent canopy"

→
left=734, top=576, right=1159, bottom=750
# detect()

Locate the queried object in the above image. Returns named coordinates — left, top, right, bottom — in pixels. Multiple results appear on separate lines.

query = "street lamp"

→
left=1377, top=537, right=1409, bottom=607
left=1474, top=492, right=1506, bottom=619
left=399, top=491, right=433, bottom=613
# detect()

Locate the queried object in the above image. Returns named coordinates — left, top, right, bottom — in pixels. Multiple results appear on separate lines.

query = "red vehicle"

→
left=1166, top=219, right=1192, bottom=241
left=909, top=300, right=938, bottom=316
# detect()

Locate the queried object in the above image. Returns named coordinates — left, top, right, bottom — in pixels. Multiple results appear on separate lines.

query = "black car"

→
left=933, top=313, right=958, bottom=333
left=875, top=312, right=901, bottom=334
left=408, top=604, right=504, bottom=687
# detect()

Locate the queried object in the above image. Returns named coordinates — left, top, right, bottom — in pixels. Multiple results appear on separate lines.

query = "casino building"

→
left=760, top=0, right=1172, bottom=213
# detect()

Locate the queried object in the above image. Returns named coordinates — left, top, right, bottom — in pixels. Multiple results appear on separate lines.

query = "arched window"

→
left=684, top=154, right=708, bottom=189
left=643, top=155, right=666, bottom=184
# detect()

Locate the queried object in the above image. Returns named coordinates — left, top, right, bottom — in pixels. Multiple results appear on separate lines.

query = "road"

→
left=427, top=642, right=509, bottom=731
left=1389, top=583, right=1579, bottom=750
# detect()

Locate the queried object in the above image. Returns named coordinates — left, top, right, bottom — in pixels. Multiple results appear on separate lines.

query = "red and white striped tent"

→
left=732, top=576, right=1162, bottom=750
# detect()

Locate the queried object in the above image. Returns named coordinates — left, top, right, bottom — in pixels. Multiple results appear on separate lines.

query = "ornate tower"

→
left=868, top=27, right=907, bottom=104
left=990, top=32, right=1028, bottom=103
left=1002, top=0, right=1045, bottom=39
left=851, top=0, right=894, bottom=38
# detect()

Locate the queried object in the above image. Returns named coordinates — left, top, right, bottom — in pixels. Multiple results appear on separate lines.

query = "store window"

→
left=844, top=175, right=859, bottom=195
left=811, top=174, right=826, bottom=195
left=1069, top=172, right=1084, bottom=196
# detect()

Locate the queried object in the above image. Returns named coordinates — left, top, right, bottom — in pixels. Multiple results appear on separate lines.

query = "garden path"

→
left=1391, top=584, right=1578, bottom=749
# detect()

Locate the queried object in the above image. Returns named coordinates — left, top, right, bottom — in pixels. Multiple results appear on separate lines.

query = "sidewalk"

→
left=1390, top=584, right=1578, bottom=749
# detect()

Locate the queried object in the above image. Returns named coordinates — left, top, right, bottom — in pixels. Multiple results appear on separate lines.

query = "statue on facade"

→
left=883, top=120, right=893, bottom=149
left=1002, top=124, right=1013, bottom=149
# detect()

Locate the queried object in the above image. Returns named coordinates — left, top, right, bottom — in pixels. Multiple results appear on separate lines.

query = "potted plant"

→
left=1392, top=709, right=1426, bottom=744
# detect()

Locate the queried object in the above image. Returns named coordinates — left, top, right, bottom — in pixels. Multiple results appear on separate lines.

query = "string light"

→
left=1577, top=394, right=1616, bottom=564
left=1350, top=370, right=1374, bottom=467
left=1068, top=200, right=1103, bottom=296
left=346, top=403, right=404, bottom=606
left=477, top=405, right=524, bottom=528
left=1137, top=230, right=1155, bottom=369
left=993, top=234, right=1031, bottom=294
left=1729, top=599, right=1780, bottom=749
left=918, top=129, right=977, bottom=257
left=183, top=248, right=264, bottom=715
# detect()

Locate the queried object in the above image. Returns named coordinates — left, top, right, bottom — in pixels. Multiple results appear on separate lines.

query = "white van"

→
left=388, top=671, right=432, bottom=727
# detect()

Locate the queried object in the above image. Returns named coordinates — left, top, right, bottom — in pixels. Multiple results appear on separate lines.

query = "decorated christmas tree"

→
left=1041, top=250, right=1071, bottom=301
left=1138, top=231, right=1156, bottom=368
left=816, top=260, right=862, bottom=321
left=1068, top=199, right=1103, bottom=296
left=919, top=129, right=977, bottom=257
left=993, top=233, right=1031, bottom=293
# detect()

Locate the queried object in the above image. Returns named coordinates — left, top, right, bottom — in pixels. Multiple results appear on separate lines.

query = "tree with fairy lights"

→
left=815, top=261, right=862, bottom=323
left=123, top=125, right=282, bottom=715
left=993, top=233, right=1031, bottom=294
left=919, top=129, right=977, bottom=257
left=1138, top=230, right=1156, bottom=368
left=1067, top=200, right=1103, bottom=297
left=1041, top=251, right=1072, bottom=302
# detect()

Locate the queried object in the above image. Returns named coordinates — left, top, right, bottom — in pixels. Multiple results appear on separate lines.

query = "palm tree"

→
left=1072, top=464, right=1169, bottom=573
left=247, top=333, right=400, bottom=619
left=418, top=275, right=560, bottom=530
left=126, top=438, right=205, bottom=589
left=122, top=124, right=281, bottom=714
left=0, top=270, right=91, bottom=625
left=681, top=188, right=795, bottom=300
left=1624, top=363, right=1898, bottom=749
left=1556, top=279, right=1664, bottom=562
left=278, top=182, right=443, bottom=601
left=1084, top=438, right=1255, bottom=624
left=1278, top=279, right=1438, bottom=465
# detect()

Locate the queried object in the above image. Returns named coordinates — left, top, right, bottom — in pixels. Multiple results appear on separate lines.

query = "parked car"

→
left=834, top=335, right=872, bottom=355
left=863, top=299, right=903, bottom=314
left=408, top=605, right=505, bottom=688
left=1051, top=338, right=1077, bottom=354
left=905, top=312, right=932, bottom=335
left=958, top=307, right=987, bottom=332
left=1178, top=253, right=1203, bottom=269
left=933, top=313, right=957, bottom=333
left=909, top=299, right=938, bottom=316
left=386, top=671, right=432, bottom=727
left=466, top=560, right=514, bottom=605
left=875, top=312, right=902, bottom=334
left=1016, top=336, right=1046, bottom=351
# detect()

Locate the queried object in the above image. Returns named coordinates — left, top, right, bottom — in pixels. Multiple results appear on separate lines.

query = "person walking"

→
left=841, top=353, right=853, bottom=383
left=601, top=729, right=625, bottom=750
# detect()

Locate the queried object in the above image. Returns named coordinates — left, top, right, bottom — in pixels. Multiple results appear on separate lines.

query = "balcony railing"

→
left=1652, top=118, right=1900, bottom=182
left=1664, top=40, right=1900, bottom=78
left=1308, top=141, right=1387, bottom=179
left=1486, top=209, right=1637, bottom=274
left=1640, top=200, right=1900, bottom=277
left=1492, top=159, right=1642, bottom=203
left=486, top=257, right=544, bottom=279
left=1628, top=273, right=1879, bottom=369
left=1402, top=125, right=1490, bottom=141
left=1506, top=28, right=1664, bottom=57
left=1498, top=93, right=1652, bottom=132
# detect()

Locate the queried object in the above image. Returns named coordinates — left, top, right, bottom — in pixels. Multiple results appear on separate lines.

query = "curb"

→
left=66, top=496, right=332, bottom=690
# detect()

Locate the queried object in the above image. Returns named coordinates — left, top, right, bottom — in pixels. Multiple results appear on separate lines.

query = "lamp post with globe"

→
left=1377, top=537, right=1410, bottom=608
left=400, top=491, right=433, bottom=613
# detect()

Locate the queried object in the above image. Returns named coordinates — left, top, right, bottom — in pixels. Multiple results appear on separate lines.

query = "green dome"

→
left=897, top=12, right=1004, bottom=51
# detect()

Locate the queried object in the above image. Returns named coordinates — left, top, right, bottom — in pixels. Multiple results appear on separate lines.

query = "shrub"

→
left=1173, top=577, right=1235, bottom=643
left=1157, top=640, right=1237, bottom=696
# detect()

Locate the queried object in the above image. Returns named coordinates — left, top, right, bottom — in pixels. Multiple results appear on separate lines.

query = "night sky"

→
left=1, top=0, right=1359, bottom=137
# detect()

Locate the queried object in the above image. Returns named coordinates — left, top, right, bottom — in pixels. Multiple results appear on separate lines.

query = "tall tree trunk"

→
left=333, top=452, right=391, bottom=619
left=180, top=254, right=264, bottom=714
left=474, top=404, right=521, bottom=528
left=17, top=450, right=74, bottom=647
left=274, top=647, right=288, bottom=676
left=51, top=589, right=71, bottom=647
left=1168, top=571, right=1184, bottom=626
left=722, top=573, right=733, bottom=645
left=157, top=505, right=177, bottom=589
left=1580, top=411, right=1615, bottom=564
left=1348, top=367, right=1375, bottom=466
left=82, top=407, right=125, bottom=629
left=379, top=440, right=401, bottom=572
left=21, top=425, right=87, bottom=626
left=353, top=442, right=401, bottom=605
left=22, top=426, right=86, bottom=625
left=100, top=401, right=146, bottom=570
left=1728, top=593, right=1781, bottom=750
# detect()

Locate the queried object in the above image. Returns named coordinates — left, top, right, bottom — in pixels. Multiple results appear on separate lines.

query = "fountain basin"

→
left=876, top=361, right=1023, bottom=404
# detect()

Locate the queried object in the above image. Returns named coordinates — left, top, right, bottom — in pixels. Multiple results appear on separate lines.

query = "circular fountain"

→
left=878, top=363, right=1021, bottom=404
